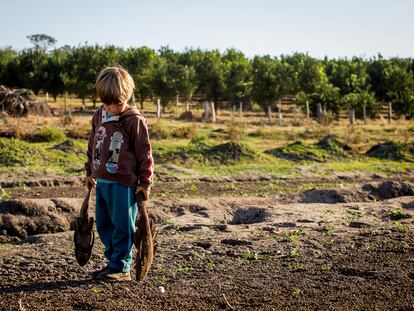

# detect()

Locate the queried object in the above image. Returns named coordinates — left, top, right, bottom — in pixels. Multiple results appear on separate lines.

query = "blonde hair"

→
left=96, top=66, right=135, bottom=105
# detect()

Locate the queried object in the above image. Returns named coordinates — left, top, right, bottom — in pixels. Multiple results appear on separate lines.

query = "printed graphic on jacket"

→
left=106, top=131, right=124, bottom=173
left=93, top=126, right=106, bottom=169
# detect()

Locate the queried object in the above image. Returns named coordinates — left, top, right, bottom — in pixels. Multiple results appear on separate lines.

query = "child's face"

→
left=103, top=102, right=128, bottom=115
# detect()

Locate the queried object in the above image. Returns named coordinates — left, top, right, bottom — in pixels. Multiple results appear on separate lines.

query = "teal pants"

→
left=95, top=181, right=137, bottom=272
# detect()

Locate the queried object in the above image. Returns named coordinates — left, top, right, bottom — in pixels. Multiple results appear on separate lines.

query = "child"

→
left=85, top=66, right=154, bottom=281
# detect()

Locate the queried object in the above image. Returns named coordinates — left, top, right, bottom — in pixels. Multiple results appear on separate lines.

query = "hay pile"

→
left=0, top=85, right=51, bottom=117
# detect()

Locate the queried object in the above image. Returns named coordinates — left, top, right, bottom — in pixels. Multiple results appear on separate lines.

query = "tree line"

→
left=0, top=35, right=413, bottom=119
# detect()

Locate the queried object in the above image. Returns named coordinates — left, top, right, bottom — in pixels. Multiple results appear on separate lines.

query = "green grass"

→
left=0, top=136, right=87, bottom=175
left=0, top=120, right=413, bottom=181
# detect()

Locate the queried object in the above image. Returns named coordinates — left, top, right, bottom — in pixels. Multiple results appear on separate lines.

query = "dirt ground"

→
left=0, top=176, right=413, bottom=310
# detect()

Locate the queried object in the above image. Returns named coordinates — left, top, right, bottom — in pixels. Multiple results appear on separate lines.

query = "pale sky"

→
left=1, top=0, right=413, bottom=58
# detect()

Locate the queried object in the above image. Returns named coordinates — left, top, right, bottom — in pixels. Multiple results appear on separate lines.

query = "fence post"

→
left=210, top=101, right=216, bottom=123
left=388, top=102, right=392, bottom=124
left=305, top=101, right=310, bottom=120
left=175, top=95, right=179, bottom=107
left=156, top=98, right=161, bottom=118
left=267, top=105, right=273, bottom=125
left=349, top=108, right=355, bottom=125
left=232, top=105, right=236, bottom=122
left=239, top=101, right=243, bottom=119
left=362, top=103, right=367, bottom=124
left=278, top=99, right=283, bottom=126
left=203, top=101, right=209, bottom=122
left=64, top=92, right=68, bottom=113
left=316, top=103, right=322, bottom=124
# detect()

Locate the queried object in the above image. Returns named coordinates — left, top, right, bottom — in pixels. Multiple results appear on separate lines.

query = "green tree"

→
left=176, top=49, right=199, bottom=107
left=37, top=48, right=69, bottom=101
left=26, top=34, right=57, bottom=52
left=0, top=48, right=18, bottom=86
left=195, top=50, right=225, bottom=105
left=251, top=56, right=292, bottom=116
left=16, top=48, right=48, bottom=93
left=222, top=48, right=252, bottom=108
left=367, top=56, right=414, bottom=117
left=64, top=45, right=121, bottom=108
left=326, top=58, right=377, bottom=118
left=120, top=46, right=157, bottom=109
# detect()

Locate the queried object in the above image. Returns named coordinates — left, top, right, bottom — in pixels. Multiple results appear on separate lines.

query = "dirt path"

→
left=1, top=194, right=413, bottom=310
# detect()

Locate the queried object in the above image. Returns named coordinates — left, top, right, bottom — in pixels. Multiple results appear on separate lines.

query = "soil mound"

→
left=205, top=142, right=257, bottom=163
left=230, top=206, right=271, bottom=224
left=301, top=181, right=414, bottom=203
left=362, top=180, right=414, bottom=200
left=317, top=134, right=351, bottom=154
left=266, top=135, right=350, bottom=162
left=366, top=142, right=413, bottom=161
left=0, top=198, right=83, bottom=242
left=178, top=111, right=198, bottom=121
left=52, top=140, right=83, bottom=155
left=265, top=141, right=330, bottom=162
left=0, top=85, right=51, bottom=117
left=301, top=189, right=371, bottom=203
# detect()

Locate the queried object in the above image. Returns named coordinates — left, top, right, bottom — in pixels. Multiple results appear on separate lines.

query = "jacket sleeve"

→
left=85, top=113, right=97, bottom=177
left=134, top=116, right=154, bottom=186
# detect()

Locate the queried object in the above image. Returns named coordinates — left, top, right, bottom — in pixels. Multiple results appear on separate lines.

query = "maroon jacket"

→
left=85, top=106, right=154, bottom=187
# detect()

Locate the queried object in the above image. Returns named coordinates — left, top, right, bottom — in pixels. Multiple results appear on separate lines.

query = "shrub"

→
left=171, top=124, right=198, bottom=139
left=25, top=127, right=65, bottom=142
left=149, top=122, right=169, bottom=139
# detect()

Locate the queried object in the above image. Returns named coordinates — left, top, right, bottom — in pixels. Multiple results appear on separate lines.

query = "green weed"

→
left=91, top=286, right=105, bottom=293
left=323, top=238, right=333, bottom=245
left=393, top=221, right=408, bottom=233
left=399, top=242, right=410, bottom=253
left=284, top=229, right=306, bottom=242
left=0, top=186, right=10, bottom=200
left=291, top=287, right=302, bottom=296
left=320, top=264, right=332, bottom=271
left=240, top=252, right=271, bottom=261
left=361, top=242, right=375, bottom=251
left=176, top=266, right=194, bottom=272
left=206, top=260, right=215, bottom=270
left=321, top=221, right=334, bottom=235
left=387, top=209, right=409, bottom=220
left=288, top=262, right=305, bottom=271
left=290, top=248, right=299, bottom=258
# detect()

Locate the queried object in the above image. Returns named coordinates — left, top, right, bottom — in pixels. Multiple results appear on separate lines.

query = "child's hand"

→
left=85, top=176, right=96, bottom=189
left=135, top=185, right=151, bottom=201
